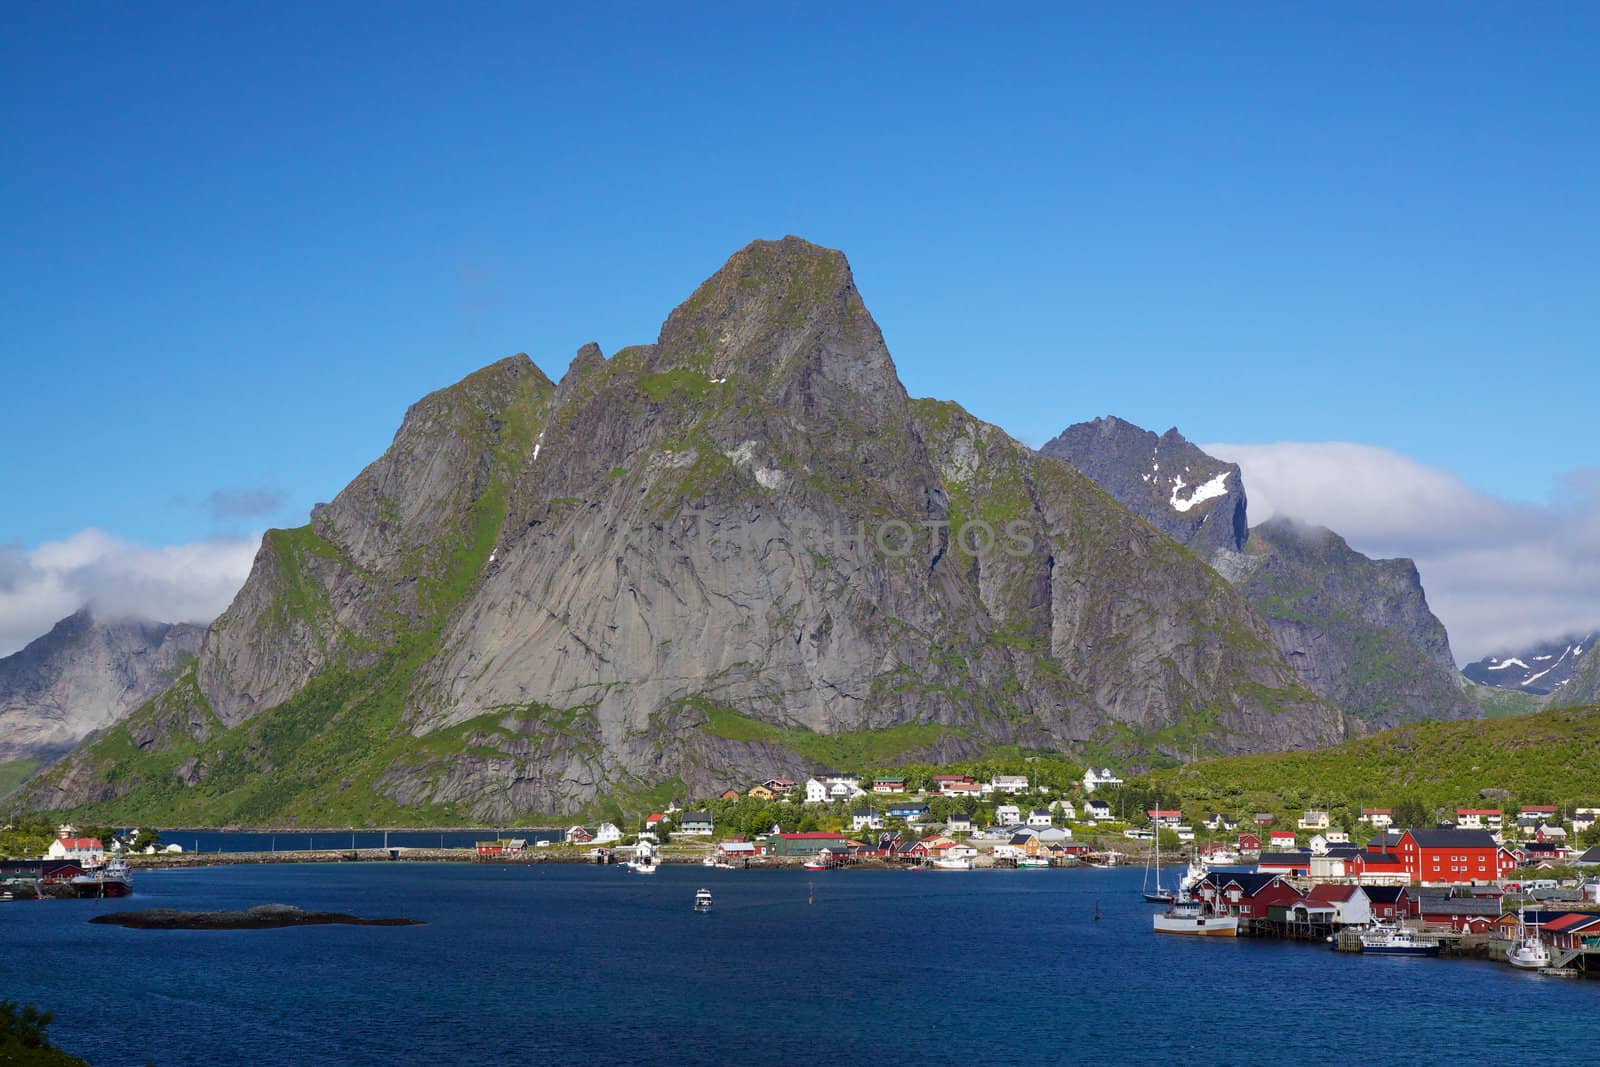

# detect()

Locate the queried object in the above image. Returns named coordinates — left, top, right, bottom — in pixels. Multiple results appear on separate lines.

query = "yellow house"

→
left=747, top=785, right=776, bottom=801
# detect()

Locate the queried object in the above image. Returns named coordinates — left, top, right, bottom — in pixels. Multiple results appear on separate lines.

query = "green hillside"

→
left=1134, top=704, right=1600, bottom=825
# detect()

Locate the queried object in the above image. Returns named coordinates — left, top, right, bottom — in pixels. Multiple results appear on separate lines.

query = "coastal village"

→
left=7, top=764, right=1599, bottom=975
left=481, top=764, right=1600, bottom=976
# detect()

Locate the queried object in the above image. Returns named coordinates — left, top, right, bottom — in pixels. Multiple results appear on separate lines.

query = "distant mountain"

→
left=0, top=610, right=205, bottom=764
left=1463, top=631, right=1598, bottom=699
left=1042, top=420, right=1475, bottom=726
left=18, top=237, right=1346, bottom=825
left=1039, top=417, right=1248, bottom=560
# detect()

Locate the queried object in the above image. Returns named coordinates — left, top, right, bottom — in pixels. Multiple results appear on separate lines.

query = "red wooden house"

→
left=1237, top=832, right=1263, bottom=852
left=1193, top=872, right=1303, bottom=918
left=1395, top=829, right=1516, bottom=884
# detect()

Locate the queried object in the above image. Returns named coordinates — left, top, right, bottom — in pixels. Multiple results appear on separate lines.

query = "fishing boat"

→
left=1016, top=856, right=1050, bottom=869
left=930, top=856, right=972, bottom=871
left=694, top=888, right=713, bottom=912
left=1359, top=923, right=1440, bottom=957
left=802, top=857, right=831, bottom=871
left=1506, top=907, right=1551, bottom=970
left=1153, top=898, right=1238, bottom=937
left=70, top=859, right=132, bottom=899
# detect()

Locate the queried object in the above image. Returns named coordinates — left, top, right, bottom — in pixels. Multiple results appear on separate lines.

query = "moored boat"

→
left=930, top=856, right=972, bottom=871
left=1016, top=856, right=1050, bottom=869
left=1506, top=908, right=1551, bottom=970
left=1359, top=923, right=1440, bottom=957
left=69, top=859, right=132, bottom=899
left=1153, top=899, right=1239, bottom=937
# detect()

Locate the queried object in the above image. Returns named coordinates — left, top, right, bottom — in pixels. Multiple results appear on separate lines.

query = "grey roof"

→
left=1576, top=846, right=1600, bottom=864
left=1412, top=893, right=1501, bottom=916
left=1256, top=851, right=1313, bottom=865
left=682, top=811, right=713, bottom=822
left=1404, top=828, right=1498, bottom=848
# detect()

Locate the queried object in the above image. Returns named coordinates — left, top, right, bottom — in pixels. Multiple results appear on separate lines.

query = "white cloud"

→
left=1205, top=442, right=1600, bottom=662
left=0, top=529, right=258, bottom=656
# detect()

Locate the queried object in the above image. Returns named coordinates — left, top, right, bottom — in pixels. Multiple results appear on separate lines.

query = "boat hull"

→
left=1362, top=944, right=1440, bottom=957
left=1152, top=916, right=1239, bottom=937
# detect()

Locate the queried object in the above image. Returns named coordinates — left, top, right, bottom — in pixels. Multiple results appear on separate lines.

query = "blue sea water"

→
left=1, top=863, right=1594, bottom=1066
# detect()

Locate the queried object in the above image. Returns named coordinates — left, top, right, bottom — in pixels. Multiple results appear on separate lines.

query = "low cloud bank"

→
left=0, top=529, right=258, bottom=656
left=1205, top=441, right=1600, bottom=661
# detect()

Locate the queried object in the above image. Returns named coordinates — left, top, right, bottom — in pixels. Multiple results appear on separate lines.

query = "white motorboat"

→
left=1153, top=899, right=1239, bottom=937
left=694, top=888, right=713, bottom=911
left=930, top=856, right=972, bottom=871
left=1359, top=923, right=1440, bottom=956
left=1016, top=856, right=1050, bottom=870
left=1506, top=907, right=1551, bottom=970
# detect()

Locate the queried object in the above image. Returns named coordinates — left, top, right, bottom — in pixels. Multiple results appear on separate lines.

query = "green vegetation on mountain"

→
left=0, top=758, right=39, bottom=798
left=1133, top=704, right=1600, bottom=824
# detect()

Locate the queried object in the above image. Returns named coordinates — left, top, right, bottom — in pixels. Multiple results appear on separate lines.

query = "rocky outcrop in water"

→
left=89, top=904, right=423, bottom=929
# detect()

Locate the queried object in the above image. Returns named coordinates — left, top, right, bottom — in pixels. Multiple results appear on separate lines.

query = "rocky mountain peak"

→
left=1040, top=417, right=1248, bottom=557
left=651, top=236, right=901, bottom=412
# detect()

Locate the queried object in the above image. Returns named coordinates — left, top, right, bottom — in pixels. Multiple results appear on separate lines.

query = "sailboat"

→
left=1506, top=906, right=1551, bottom=970
left=1141, top=824, right=1175, bottom=904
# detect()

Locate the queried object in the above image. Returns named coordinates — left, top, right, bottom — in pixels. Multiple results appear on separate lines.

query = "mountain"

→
left=18, top=237, right=1345, bottom=824
left=0, top=610, right=204, bottom=765
left=1463, top=630, right=1599, bottom=701
left=1039, top=417, right=1248, bottom=560
left=1041, top=421, right=1474, bottom=726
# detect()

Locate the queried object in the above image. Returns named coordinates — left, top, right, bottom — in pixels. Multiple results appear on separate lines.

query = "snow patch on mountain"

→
left=1170, top=470, right=1231, bottom=513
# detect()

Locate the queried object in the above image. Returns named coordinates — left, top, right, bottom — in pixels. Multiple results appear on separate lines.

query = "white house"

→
left=852, top=808, right=883, bottom=832
left=1051, top=800, right=1077, bottom=821
left=1325, top=830, right=1350, bottom=844
left=1572, top=808, right=1599, bottom=834
left=1298, top=810, right=1330, bottom=831
left=1359, top=809, right=1393, bottom=828
left=946, top=812, right=973, bottom=833
left=1082, top=768, right=1122, bottom=793
left=679, top=811, right=714, bottom=835
left=991, top=775, right=1030, bottom=794
left=1026, top=809, right=1053, bottom=828
left=1174, top=825, right=1195, bottom=842
left=592, top=823, right=622, bottom=845
left=996, top=805, right=1022, bottom=827
left=47, top=835, right=104, bottom=865
left=1147, top=809, right=1183, bottom=828
left=804, top=778, right=829, bottom=804
left=1084, top=800, right=1112, bottom=822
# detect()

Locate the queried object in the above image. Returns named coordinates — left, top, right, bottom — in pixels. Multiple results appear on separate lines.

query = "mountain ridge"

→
left=17, top=237, right=1347, bottom=822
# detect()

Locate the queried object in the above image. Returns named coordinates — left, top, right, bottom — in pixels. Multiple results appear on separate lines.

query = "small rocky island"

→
left=90, top=904, right=424, bottom=930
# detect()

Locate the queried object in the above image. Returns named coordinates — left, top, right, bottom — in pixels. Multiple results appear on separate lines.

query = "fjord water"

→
left=2, top=865, right=1593, bottom=1066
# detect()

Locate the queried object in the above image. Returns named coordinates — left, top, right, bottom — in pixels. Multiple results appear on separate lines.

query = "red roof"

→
left=1542, top=912, right=1600, bottom=933
left=1270, top=830, right=1296, bottom=838
left=1362, top=808, right=1392, bottom=814
left=1521, top=805, right=1559, bottom=813
left=645, top=814, right=667, bottom=823
left=1306, top=884, right=1358, bottom=902
left=1147, top=809, right=1182, bottom=818
left=58, top=837, right=102, bottom=850
left=1456, top=809, right=1502, bottom=815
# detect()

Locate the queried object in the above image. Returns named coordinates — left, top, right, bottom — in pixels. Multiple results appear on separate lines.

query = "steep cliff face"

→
left=0, top=611, right=204, bottom=763
left=1040, top=417, right=1248, bottom=560
left=1042, top=420, right=1475, bottom=726
left=1232, top=519, right=1475, bottom=725
left=22, top=237, right=1346, bottom=823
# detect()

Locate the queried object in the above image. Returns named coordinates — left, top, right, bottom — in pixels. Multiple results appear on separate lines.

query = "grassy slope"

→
left=0, top=758, right=40, bottom=798
left=1136, top=704, right=1600, bottom=819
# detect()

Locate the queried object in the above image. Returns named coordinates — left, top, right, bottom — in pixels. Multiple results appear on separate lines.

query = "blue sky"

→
left=3, top=5, right=1598, bottom=654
